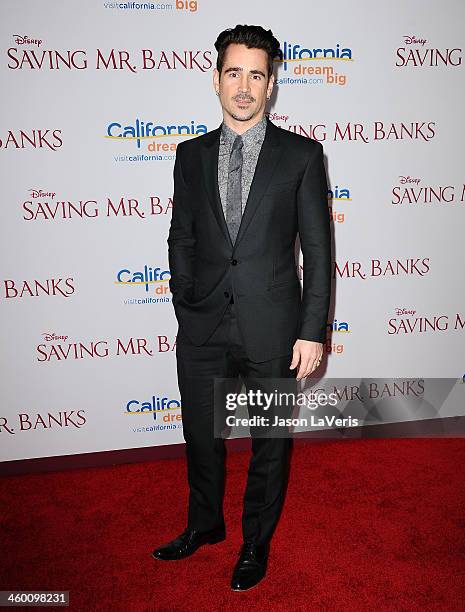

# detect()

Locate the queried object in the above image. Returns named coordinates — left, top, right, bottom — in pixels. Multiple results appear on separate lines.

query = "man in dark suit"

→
left=152, top=24, right=331, bottom=591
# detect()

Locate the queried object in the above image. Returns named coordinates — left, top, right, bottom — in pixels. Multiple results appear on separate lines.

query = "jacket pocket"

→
left=264, top=179, right=299, bottom=197
left=269, top=279, right=299, bottom=289
left=270, top=282, right=300, bottom=302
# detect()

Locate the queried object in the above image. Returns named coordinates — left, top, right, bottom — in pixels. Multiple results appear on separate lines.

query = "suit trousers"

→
left=175, top=298, right=297, bottom=545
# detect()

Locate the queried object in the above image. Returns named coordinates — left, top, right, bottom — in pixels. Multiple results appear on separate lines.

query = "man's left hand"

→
left=289, top=339, right=324, bottom=380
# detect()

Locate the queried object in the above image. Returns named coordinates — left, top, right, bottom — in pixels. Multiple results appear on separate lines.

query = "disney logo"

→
left=29, top=189, right=57, bottom=199
left=399, top=176, right=421, bottom=185
left=42, top=332, right=69, bottom=342
left=395, top=308, right=417, bottom=316
left=13, top=35, right=43, bottom=46
left=403, top=36, right=427, bottom=46
left=267, top=112, right=289, bottom=123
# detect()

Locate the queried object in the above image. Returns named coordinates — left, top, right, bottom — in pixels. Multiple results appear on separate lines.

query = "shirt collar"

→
left=220, top=115, right=267, bottom=148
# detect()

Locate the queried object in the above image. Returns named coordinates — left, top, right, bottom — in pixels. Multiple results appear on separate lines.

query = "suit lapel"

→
left=234, top=118, right=281, bottom=248
left=200, top=124, right=233, bottom=248
left=200, top=116, right=282, bottom=251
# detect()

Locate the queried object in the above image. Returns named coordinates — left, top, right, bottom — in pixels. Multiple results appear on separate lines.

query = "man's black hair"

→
left=214, top=24, right=280, bottom=79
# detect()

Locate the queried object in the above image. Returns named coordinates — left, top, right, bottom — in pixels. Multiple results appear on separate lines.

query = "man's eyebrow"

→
left=223, top=66, right=266, bottom=77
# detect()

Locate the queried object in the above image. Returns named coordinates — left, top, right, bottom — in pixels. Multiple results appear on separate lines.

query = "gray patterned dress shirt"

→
left=218, top=115, right=267, bottom=216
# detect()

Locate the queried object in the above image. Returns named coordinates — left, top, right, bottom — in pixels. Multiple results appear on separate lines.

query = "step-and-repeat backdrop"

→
left=1, top=0, right=464, bottom=462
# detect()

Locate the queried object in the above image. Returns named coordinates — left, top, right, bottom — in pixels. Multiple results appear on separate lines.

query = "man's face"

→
left=213, top=43, right=274, bottom=124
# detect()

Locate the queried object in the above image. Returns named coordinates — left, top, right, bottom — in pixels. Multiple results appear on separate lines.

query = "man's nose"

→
left=238, top=74, right=250, bottom=92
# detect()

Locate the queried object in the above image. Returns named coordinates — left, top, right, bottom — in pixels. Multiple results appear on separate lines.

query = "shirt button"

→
left=231, top=259, right=238, bottom=265
left=224, top=291, right=230, bottom=298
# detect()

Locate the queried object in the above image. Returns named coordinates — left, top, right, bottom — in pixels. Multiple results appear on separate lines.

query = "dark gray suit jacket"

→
left=167, top=116, right=331, bottom=363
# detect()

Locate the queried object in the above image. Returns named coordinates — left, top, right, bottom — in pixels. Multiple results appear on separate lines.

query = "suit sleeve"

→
left=167, top=143, right=196, bottom=302
left=296, top=141, right=331, bottom=343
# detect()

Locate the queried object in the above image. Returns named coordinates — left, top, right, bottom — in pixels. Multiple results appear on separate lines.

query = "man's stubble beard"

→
left=229, top=110, right=256, bottom=122
left=225, top=102, right=262, bottom=123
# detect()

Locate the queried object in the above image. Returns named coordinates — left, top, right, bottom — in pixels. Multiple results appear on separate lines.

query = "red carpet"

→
left=1, top=439, right=464, bottom=611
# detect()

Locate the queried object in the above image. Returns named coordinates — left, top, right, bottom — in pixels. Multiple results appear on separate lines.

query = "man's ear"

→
left=213, top=68, right=220, bottom=94
left=267, top=74, right=275, bottom=97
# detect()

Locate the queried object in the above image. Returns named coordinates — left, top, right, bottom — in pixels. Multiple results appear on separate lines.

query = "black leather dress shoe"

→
left=152, top=525, right=225, bottom=560
left=230, top=542, right=270, bottom=591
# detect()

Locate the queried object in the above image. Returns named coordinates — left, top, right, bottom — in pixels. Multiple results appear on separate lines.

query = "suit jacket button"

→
left=224, top=291, right=230, bottom=298
left=231, top=259, right=238, bottom=265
